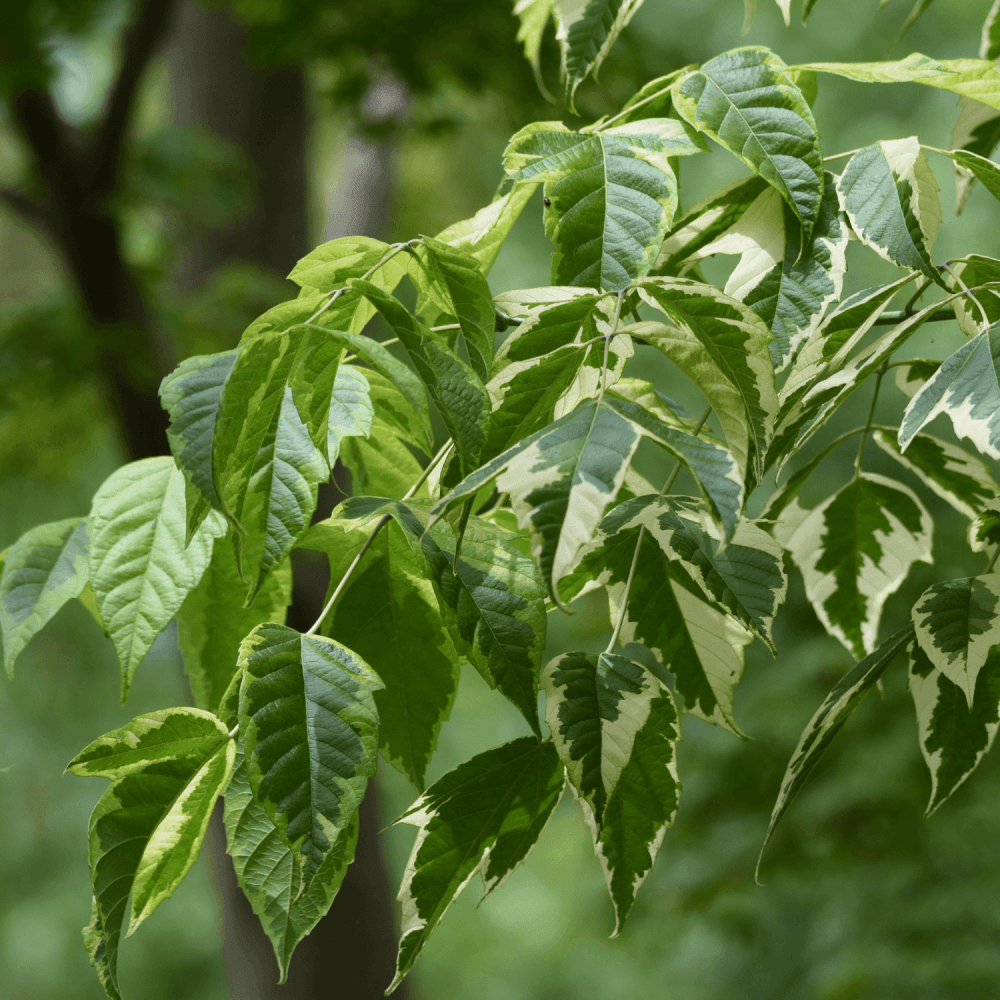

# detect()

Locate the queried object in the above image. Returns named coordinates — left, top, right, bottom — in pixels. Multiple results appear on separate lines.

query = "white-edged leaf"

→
left=0, top=517, right=89, bottom=677
left=900, top=323, right=1000, bottom=460
left=893, top=357, right=942, bottom=399
left=671, top=46, right=824, bottom=241
left=89, top=458, right=226, bottom=700
left=969, top=498, right=1000, bottom=553
left=873, top=428, right=999, bottom=520
left=837, top=137, right=942, bottom=282
left=950, top=97, right=1000, bottom=213
left=758, top=624, right=915, bottom=878
left=909, top=639, right=1000, bottom=815
left=912, top=574, right=1000, bottom=707
left=774, top=473, right=932, bottom=661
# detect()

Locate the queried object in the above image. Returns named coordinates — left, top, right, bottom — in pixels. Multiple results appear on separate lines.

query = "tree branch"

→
left=10, top=88, right=78, bottom=199
left=91, top=0, right=180, bottom=195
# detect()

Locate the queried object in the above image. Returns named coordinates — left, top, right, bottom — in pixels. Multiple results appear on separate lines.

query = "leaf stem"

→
left=597, top=84, right=674, bottom=131
left=871, top=307, right=954, bottom=326
left=854, top=363, right=887, bottom=478
left=942, top=262, right=990, bottom=331
left=823, top=147, right=863, bottom=163
left=986, top=546, right=1000, bottom=574
left=304, top=438, right=453, bottom=636
left=604, top=403, right=711, bottom=655
left=597, top=289, right=628, bottom=404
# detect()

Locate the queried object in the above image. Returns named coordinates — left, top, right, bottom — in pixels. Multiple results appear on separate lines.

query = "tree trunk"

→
left=167, top=4, right=409, bottom=996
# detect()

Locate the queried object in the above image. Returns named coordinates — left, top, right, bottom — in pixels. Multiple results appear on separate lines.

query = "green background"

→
left=2, top=0, right=999, bottom=997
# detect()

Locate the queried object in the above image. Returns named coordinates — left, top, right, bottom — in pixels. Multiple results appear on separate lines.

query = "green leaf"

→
left=503, top=119, right=704, bottom=290
left=893, top=357, right=942, bottom=399
left=288, top=235, right=393, bottom=292
left=947, top=255, right=1000, bottom=337
left=969, top=498, right=1000, bottom=554
left=941, top=147, right=1000, bottom=211
left=433, top=181, right=540, bottom=273
left=178, top=541, right=292, bottom=720
left=340, top=371, right=430, bottom=499
left=224, top=748, right=358, bottom=982
left=837, top=138, right=942, bottom=282
left=89, top=458, right=226, bottom=700
left=409, top=236, right=496, bottom=382
left=612, top=67, right=695, bottom=125
left=758, top=624, right=915, bottom=877
left=211, top=330, right=333, bottom=598
left=671, top=47, right=824, bottom=240
left=159, top=349, right=239, bottom=539
left=350, top=279, right=490, bottom=474
left=900, top=324, right=1000, bottom=461
left=593, top=684, right=680, bottom=935
left=775, top=474, right=932, bottom=661
left=302, top=518, right=461, bottom=789
left=950, top=98, right=1000, bottom=213
left=909, top=639, right=1000, bottom=815
left=390, top=737, right=564, bottom=990
left=68, top=707, right=235, bottom=997
left=636, top=276, right=778, bottom=480
left=340, top=498, right=547, bottom=735
left=873, top=428, right=999, bottom=521
left=912, top=575, right=1000, bottom=707
left=514, top=0, right=556, bottom=98
left=238, top=623, right=382, bottom=883
left=793, top=53, right=1000, bottom=110
left=542, top=651, right=660, bottom=824
left=327, top=364, right=374, bottom=462
left=0, top=517, right=89, bottom=677
left=552, top=0, right=647, bottom=111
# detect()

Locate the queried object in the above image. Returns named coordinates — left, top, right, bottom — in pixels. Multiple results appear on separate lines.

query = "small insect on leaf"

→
left=543, top=196, right=552, bottom=206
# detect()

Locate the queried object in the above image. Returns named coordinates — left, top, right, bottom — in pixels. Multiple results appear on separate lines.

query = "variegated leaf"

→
left=542, top=651, right=660, bottom=825
left=758, top=624, right=915, bottom=877
left=390, top=738, right=564, bottom=990
left=912, top=574, right=1000, bottom=707
left=0, top=517, right=89, bottom=677
left=671, top=46, right=824, bottom=241
left=909, top=634, right=1000, bottom=815
left=893, top=357, right=942, bottom=399
left=873, top=429, right=999, bottom=520
left=837, top=137, right=942, bottom=282
left=969, top=498, right=1000, bottom=553
left=947, top=255, right=1000, bottom=337
left=503, top=119, right=705, bottom=291
left=950, top=97, right=1000, bottom=214
left=774, top=473, right=932, bottom=661
left=900, top=323, right=1000, bottom=461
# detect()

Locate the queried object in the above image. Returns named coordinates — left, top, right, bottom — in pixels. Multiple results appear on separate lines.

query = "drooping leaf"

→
left=757, top=624, right=915, bottom=877
left=947, top=255, right=1000, bottom=337
left=340, top=371, right=430, bottom=499
left=339, top=497, right=547, bottom=735
left=0, top=517, right=89, bottom=677
left=89, top=458, right=226, bottom=700
left=837, top=138, right=942, bottom=282
left=950, top=99, right=1000, bottom=213
left=503, top=119, right=705, bottom=290
left=350, top=279, right=490, bottom=474
left=792, top=54, right=1000, bottom=111
left=224, top=748, right=358, bottom=982
left=900, top=323, right=1000, bottom=461
left=300, top=518, right=461, bottom=789
left=433, top=180, right=540, bottom=273
left=593, top=684, right=680, bottom=935
left=909, top=640, right=1000, bottom=816
left=671, top=47, right=824, bottom=240
left=873, top=428, right=999, bottom=520
left=327, top=364, right=374, bottom=463
left=513, top=0, right=556, bottom=98
left=159, top=349, right=239, bottom=539
left=238, top=623, right=382, bottom=885
left=552, top=0, right=647, bottom=111
left=542, top=650, right=660, bottom=825
left=409, top=236, right=496, bottom=382
left=893, top=357, right=942, bottom=399
left=911, top=574, right=1000, bottom=707
left=390, top=737, right=564, bottom=990
left=68, top=708, right=235, bottom=998
left=636, top=276, right=778, bottom=480
left=774, top=474, right=932, bottom=661
left=177, top=541, right=292, bottom=719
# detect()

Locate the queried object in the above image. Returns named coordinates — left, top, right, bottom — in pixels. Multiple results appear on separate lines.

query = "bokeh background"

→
left=2, top=1, right=1000, bottom=997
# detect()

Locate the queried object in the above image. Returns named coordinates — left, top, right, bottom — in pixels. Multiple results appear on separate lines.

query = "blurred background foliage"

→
left=2, top=0, right=1000, bottom=997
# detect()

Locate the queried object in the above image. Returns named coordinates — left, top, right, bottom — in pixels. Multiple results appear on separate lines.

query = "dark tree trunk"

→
left=167, top=5, right=409, bottom=997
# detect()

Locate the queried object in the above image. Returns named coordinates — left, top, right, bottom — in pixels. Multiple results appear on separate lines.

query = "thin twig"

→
left=987, top=546, right=1000, bottom=574
left=871, top=307, right=954, bottom=326
left=597, top=290, right=627, bottom=404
